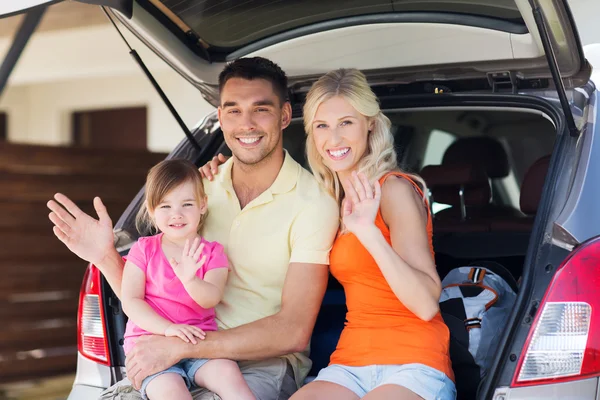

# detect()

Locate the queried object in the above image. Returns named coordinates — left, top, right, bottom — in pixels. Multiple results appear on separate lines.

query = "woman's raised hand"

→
left=342, top=171, right=381, bottom=235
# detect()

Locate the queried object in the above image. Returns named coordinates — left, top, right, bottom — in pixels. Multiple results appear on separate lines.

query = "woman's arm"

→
left=121, top=260, right=172, bottom=334
left=346, top=173, right=441, bottom=321
left=182, top=268, right=228, bottom=309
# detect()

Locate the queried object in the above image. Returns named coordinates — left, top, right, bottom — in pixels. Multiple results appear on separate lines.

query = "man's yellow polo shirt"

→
left=201, top=151, right=339, bottom=386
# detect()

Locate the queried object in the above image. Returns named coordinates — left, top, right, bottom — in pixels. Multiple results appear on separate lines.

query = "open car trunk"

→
left=103, top=102, right=558, bottom=400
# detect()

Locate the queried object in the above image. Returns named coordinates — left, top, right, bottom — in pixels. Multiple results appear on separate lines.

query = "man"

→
left=47, top=57, right=339, bottom=400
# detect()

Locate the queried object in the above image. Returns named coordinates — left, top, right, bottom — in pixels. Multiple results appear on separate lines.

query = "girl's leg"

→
left=194, top=359, right=255, bottom=400
left=290, top=381, right=360, bottom=400
left=144, top=372, right=192, bottom=400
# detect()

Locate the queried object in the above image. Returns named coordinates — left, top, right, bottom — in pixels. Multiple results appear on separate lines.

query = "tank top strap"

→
left=378, top=171, right=430, bottom=217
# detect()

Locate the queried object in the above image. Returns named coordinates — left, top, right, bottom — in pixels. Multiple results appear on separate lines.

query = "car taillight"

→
left=77, top=264, right=110, bottom=365
left=512, top=236, right=600, bottom=387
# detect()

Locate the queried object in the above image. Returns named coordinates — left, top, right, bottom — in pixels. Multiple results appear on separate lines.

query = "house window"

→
left=72, top=107, right=147, bottom=150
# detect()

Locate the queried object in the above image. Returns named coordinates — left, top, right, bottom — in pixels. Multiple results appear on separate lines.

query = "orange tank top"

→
left=328, top=172, right=454, bottom=380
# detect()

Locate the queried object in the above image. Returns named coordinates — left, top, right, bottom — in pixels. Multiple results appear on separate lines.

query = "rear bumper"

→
left=67, top=384, right=105, bottom=400
left=493, top=377, right=599, bottom=399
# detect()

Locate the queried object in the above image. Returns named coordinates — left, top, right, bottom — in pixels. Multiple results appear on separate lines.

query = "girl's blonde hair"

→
left=303, top=68, right=427, bottom=204
left=136, top=159, right=207, bottom=235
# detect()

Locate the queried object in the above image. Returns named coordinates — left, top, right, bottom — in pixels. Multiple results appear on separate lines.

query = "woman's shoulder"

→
left=380, top=174, right=424, bottom=200
left=379, top=173, right=428, bottom=221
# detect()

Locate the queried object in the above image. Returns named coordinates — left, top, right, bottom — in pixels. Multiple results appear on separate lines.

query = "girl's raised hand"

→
left=170, top=238, right=207, bottom=284
left=164, top=324, right=206, bottom=344
left=342, top=171, right=381, bottom=235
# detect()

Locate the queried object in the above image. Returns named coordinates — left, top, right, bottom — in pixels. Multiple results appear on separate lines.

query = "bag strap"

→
left=468, top=267, right=486, bottom=284
left=464, top=317, right=482, bottom=330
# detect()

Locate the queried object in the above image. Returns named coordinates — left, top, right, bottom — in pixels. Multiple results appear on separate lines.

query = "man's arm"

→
left=185, top=261, right=328, bottom=359
left=125, top=261, right=328, bottom=389
left=47, top=193, right=125, bottom=298
left=96, top=249, right=125, bottom=299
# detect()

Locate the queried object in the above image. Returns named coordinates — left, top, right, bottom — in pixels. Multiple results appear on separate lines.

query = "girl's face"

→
left=311, top=95, right=373, bottom=176
left=149, top=180, right=206, bottom=242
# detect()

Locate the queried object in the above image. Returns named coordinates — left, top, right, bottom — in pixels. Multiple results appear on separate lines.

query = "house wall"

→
left=0, top=23, right=213, bottom=152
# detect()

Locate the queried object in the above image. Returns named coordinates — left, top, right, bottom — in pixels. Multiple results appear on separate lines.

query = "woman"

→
left=291, top=69, right=455, bottom=400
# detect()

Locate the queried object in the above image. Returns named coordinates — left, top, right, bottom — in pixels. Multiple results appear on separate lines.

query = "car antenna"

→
left=101, top=6, right=202, bottom=152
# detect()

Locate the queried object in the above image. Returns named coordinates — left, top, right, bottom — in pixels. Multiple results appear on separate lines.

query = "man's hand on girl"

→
left=164, top=323, right=206, bottom=344
left=170, top=238, right=207, bottom=284
left=199, top=153, right=229, bottom=181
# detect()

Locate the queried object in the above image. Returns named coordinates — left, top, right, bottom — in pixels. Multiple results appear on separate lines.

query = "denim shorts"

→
left=140, top=358, right=209, bottom=399
left=314, top=363, right=456, bottom=400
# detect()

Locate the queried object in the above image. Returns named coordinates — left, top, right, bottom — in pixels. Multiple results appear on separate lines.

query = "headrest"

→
left=520, top=155, right=550, bottom=215
left=421, top=164, right=491, bottom=207
left=442, top=137, right=510, bottom=179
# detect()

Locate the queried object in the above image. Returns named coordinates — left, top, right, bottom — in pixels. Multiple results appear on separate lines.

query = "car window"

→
left=422, top=129, right=456, bottom=213
left=155, top=0, right=524, bottom=50
left=423, top=129, right=456, bottom=166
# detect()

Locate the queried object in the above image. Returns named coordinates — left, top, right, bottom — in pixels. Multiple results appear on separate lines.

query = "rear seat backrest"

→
left=420, top=164, right=491, bottom=232
left=441, top=136, right=523, bottom=220
left=442, top=137, right=510, bottom=180
left=491, top=155, right=551, bottom=232
left=519, top=155, right=551, bottom=215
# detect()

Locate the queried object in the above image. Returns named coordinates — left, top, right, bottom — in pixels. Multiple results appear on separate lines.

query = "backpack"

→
left=439, top=261, right=518, bottom=399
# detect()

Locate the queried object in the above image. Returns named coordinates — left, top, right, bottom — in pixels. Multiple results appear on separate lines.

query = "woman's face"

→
left=311, top=95, right=373, bottom=175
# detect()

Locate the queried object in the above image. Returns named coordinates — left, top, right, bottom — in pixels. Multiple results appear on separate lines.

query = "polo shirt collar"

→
left=270, top=150, right=298, bottom=194
left=218, top=149, right=298, bottom=196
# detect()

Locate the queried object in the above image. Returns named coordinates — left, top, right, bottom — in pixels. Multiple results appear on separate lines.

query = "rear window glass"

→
left=153, top=0, right=524, bottom=50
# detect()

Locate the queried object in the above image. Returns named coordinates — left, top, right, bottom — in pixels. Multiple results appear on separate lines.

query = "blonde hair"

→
left=303, top=68, right=427, bottom=204
left=136, top=159, right=207, bottom=235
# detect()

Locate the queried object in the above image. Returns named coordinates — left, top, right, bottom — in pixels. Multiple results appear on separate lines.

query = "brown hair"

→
left=135, top=159, right=207, bottom=234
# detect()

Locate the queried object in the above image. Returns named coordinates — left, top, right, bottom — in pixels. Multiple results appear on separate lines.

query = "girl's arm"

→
left=346, top=173, right=441, bottom=321
left=121, top=260, right=172, bottom=334
left=182, top=268, right=228, bottom=309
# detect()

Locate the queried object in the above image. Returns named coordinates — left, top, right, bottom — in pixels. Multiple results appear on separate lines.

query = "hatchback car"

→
left=4, top=1, right=600, bottom=399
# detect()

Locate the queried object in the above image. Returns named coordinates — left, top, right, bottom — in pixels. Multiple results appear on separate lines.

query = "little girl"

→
left=121, top=159, right=255, bottom=400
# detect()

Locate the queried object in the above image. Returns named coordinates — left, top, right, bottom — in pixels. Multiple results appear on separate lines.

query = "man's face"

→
left=218, top=78, right=291, bottom=166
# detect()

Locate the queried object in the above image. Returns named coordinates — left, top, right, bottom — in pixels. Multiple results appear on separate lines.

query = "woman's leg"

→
left=362, top=384, right=424, bottom=400
left=194, top=358, right=255, bottom=400
left=144, top=372, right=192, bottom=400
left=290, top=381, right=360, bottom=400
left=369, top=364, right=456, bottom=400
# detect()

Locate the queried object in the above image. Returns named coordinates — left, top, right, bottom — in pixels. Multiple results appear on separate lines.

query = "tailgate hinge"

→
left=487, top=71, right=518, bottom=94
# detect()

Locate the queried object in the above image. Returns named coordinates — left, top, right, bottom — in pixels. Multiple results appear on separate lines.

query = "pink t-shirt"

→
left=123, top=233, right=228, bottom=353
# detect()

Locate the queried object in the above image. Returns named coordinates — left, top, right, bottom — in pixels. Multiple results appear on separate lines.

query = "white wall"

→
left=0, top=72, right=212, bottom=152
left=0, top=23, right=214, bottom=152
left=570, top=0, right=600, bottom=46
